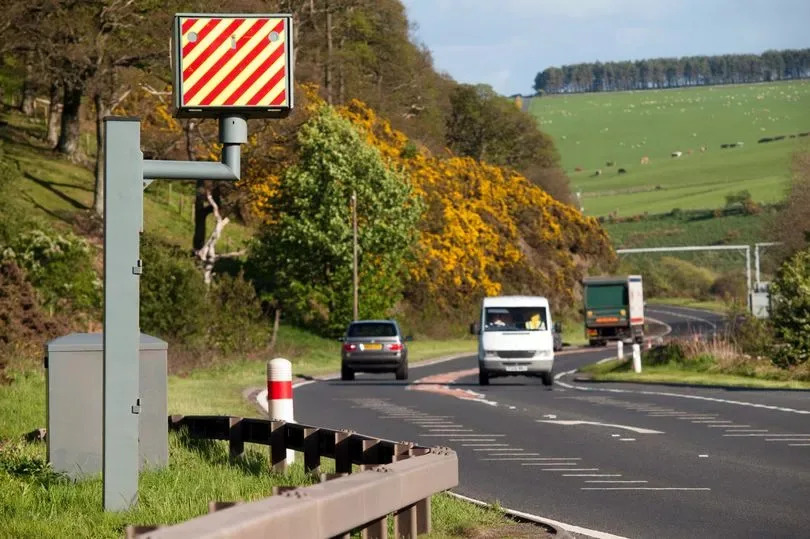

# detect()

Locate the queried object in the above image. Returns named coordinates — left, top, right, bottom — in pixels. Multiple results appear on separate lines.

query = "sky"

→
left=400, top=0, right=810, bottom=96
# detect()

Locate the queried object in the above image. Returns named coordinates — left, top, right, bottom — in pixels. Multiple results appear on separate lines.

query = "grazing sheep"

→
left=700, top=146, right=706, bottom=152
left=671, top=151, right=682, bottom=158
left=606, top=161, right=615, bottom=167
left=618, top=168, right=627, bottom=174
left=640, top=156, right=649, bottom=165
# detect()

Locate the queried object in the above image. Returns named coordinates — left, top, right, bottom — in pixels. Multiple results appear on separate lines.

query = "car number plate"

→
left=505, top=365, right=528, bottom=372
left=361, top=343, right=382, bottom=351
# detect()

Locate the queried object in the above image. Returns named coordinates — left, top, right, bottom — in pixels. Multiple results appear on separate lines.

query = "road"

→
left=292, top=306, right=810, bottom=538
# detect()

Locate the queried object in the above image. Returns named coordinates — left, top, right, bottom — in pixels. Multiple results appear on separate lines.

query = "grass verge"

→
left=581, top=355, right=810, bottom=390
left=647, top=298, right=729, bottom=314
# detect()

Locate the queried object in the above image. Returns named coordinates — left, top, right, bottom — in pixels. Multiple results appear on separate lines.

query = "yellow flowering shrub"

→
left=338, top=100, right=615, bottom=312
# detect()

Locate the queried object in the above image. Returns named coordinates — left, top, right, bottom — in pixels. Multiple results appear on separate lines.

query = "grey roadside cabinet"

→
left=45, top=333, right=168, bottom=479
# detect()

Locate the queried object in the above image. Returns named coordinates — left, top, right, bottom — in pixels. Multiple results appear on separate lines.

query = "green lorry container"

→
left=583, top=275, right=644, bottom=346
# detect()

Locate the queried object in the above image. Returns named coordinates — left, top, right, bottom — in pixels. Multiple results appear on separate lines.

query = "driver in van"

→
left=525, top=312, right=546, bottom=330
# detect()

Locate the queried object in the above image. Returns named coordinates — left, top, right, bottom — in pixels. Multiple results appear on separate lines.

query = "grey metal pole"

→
left=352, top=191, right=358, bottom=321
left=755, top=245, right=761, bottom=290
left=103, top=118, right=143, bottom=511
left=746, top=246, right=751, bottom=298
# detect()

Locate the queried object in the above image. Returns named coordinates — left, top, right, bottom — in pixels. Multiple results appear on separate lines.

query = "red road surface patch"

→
left=409, top=368, right=492, bottom=402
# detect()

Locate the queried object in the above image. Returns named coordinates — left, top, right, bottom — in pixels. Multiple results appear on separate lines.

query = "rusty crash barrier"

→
left=127, top=415, right=459, bottom=539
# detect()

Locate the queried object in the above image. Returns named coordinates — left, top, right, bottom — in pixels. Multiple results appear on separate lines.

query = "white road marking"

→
left=497, top=453, right=541, bottom=456
left=421, top=433, right=505, bottom=437
left=586, top=480, right=648, bottom=484
left=564, top=474, right=622, bottom=477
left=427, top=428, right=473, bottom=432
left=544, top=468, right=600, bottom=471
left=722, top=429, right=766, bottom=432
left=676, top=416, right=719, bottom=419
left=707, top=424, right=751, bottom=428
left=766, top=438, right=810, bottom=442
left=474, top=448, right=523, bottom=451
left=692, top=420, right=733, bottom=424
left=723, top=433, right=810, bottom=437
left=789, top=444, right=810, bottom=446
left=553, top=377, right=810, bottom=415
left=582, top=487, right=711, bottom=491
left=538, top=420, right=663, bottom=434
left=524, top=462, right=580, bottom=466
left=482, top=457, right=575, bottom=461
left=611, top=434, right=621, bottom=437
left=699, top=454, right=709, bottom=458
left=450, top=438, right=497, bottom=442
left=447, top=492, right=629, bottom=539
left=461, top=443, right=509, bottom=447
left=619, top=438, right=636, bottom=442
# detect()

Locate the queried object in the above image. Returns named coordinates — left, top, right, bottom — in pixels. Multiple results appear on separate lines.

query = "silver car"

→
left=340, top=320, right=410, bottom=381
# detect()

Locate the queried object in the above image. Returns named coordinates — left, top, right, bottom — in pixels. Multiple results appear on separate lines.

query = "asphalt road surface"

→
left=293, top=306, right=810, bottom=538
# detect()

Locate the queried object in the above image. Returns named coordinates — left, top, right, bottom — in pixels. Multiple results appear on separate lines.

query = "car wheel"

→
left=395, top=361, right=408, bottom=380
left=479, top=369, right=490, bottom=386
left=541, top=371, right=553, bottom=387
left=341, top=364, right=354, bottom=381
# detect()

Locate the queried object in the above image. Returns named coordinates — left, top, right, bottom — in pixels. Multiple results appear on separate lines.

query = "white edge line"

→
left=446, top=491, right=628, bottom=539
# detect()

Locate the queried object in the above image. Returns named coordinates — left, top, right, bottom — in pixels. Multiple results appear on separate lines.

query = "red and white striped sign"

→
left=175, top=15, right=291, bottom=115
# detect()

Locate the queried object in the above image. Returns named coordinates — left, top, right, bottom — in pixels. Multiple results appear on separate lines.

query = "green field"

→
left=529, top=81, right=810, bottom=216
left=603, top=210, right=770, bottom=248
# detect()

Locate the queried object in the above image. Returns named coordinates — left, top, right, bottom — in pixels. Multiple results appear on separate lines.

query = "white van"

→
left=471, top=296, right=555, bottom=386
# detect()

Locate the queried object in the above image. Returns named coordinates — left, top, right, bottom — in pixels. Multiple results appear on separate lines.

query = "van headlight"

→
left=534, top=350, right=552, bottom=359
left=484, top=350, right=498, bottom=358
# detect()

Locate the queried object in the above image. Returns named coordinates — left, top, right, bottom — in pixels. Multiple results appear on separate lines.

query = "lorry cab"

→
left=472, top=296, right=555, bottom=386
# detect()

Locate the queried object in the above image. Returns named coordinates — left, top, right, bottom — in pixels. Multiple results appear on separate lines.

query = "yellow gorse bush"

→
left=338, top=100, right=615, bottom=311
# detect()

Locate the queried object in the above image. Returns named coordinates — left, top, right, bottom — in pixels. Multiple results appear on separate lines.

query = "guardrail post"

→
left=335, top=431, right=352, bottom=474
left=125, top=525, right=160, bottom=538
left=415, top=497, right=431, bottom=534
left=270, top=420, right=287, bottom=472
left=360, top=439, right=380, bottom=471
left=303, top=427, right=320, bottom=474
left=362, top=517, right=389, bottom=539
left=394, top=504, right=417, bottom=538
left=228, top=417, right=244, bottom=460
left=208, top=501, right=240, bottom=513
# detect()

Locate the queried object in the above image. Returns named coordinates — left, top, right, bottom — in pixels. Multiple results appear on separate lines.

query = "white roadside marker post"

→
left=267, top=358, right=296, bottom=464
left=632, top=344, right=642, bottom=373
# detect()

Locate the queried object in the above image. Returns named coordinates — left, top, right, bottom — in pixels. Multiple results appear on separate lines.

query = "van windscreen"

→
left=484, top=307, right=548, bottom=331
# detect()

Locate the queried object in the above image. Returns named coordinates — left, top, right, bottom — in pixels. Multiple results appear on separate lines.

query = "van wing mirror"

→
left=554, top=322, right=562, bottom=333
left=469, top=322, right=480, bottom=335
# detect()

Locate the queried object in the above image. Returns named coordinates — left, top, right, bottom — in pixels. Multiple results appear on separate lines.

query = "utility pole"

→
left=352, top=190, right=358, bottom=320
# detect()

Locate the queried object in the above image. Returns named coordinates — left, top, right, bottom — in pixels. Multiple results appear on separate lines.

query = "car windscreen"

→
left=348, top=323, right=398, bottom=338
left=484, top=307, right=548, bottom=332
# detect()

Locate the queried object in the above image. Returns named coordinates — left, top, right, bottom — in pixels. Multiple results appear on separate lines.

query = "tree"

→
left=769, top=248, right=810, bottom=367
left=248, top=105, right=422, bottom=336
left=769, top=152, right=810, bottom=256
left=445, top=83, right=570, bottom=202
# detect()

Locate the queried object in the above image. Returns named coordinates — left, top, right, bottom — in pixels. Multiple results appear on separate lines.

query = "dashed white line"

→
left=427, top=428, right=474, bottom=432
left=461, top=443, right=509, bottom=447
left=723, top=433, right=810, bottom=437
left=544, top=468, right=600, bottom=472
left=450, top=438, right=497, bottom=442
left=421, top=433, right=505, bottom=437
left=474, top=448, right=523, bottom=451
left=765, top=438, right=810, bottom=442
left=619, top=438, right=636, bottom=442
left=789, top=444, right=810, bottom=446
left=692, top=420, right=733, bottom=424
left=721, top=429, right=766, bottom=432
left=564, top=474, right=622, bottom=477
left=482, top=457, right=574, bottom=461
left=586, top=480, right=648, bottom=484
left=582, top=487, right=711, bottom=491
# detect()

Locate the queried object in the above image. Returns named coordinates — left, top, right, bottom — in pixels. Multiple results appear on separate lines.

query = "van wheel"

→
left=479, top=369, right=490, bottom=386
left=395, top=362, right=408, bottom=380
left=541, top=372, right=553, bottom=387
left=341, top=365, right=354, bottom=381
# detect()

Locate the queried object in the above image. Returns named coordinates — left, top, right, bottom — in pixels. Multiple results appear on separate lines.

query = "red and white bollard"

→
left=267, top=357, right=295, bottom=464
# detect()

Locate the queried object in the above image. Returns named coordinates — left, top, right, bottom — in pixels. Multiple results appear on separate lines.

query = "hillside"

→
left=528, top=80, right=810, bottom=217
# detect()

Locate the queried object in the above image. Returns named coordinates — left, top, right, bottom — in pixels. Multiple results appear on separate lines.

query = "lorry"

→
left=470, top=296, right=557, bottom=386
left=582, top=275, right=644, bottom=346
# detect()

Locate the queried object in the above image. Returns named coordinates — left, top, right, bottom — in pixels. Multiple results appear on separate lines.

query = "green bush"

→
left=770, top=248, right=810, bottom=367
left=208, top=272, right=268, bottom=355
left=140, top=235, right=208, bottom=344
left=1, top=228, right=101, bottom=313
